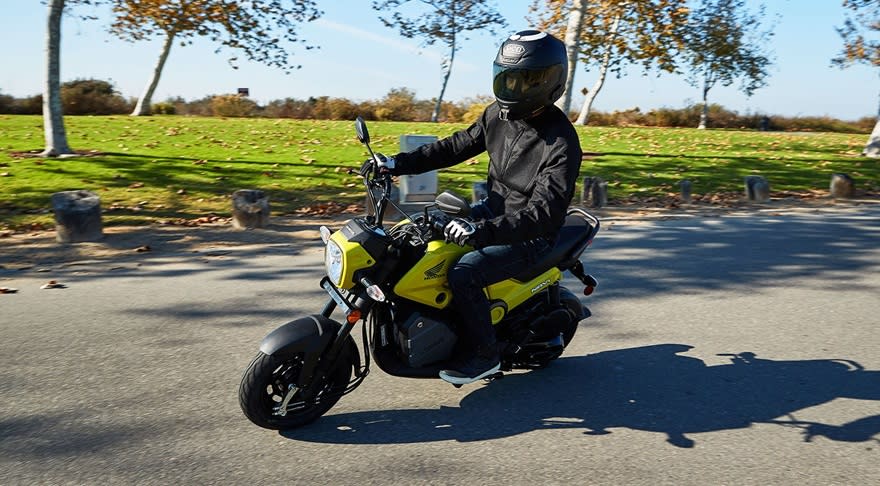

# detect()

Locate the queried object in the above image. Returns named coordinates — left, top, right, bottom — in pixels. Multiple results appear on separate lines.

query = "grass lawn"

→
left=0, top=115, right=876, bottom=230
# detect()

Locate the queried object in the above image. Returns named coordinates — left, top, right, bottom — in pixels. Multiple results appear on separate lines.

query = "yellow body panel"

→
left=486, top=268, right=563, bottom=323
left=330, top=230, right=376, bottom=289
left=393, top=238, right=563, bottom=318
left=394, top=239, right=470, bottom=309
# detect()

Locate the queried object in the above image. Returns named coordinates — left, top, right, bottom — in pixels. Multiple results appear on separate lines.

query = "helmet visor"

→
left=493, top=64, right=563, bottom=100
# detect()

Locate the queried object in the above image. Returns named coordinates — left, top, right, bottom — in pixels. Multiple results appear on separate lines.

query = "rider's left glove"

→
left=444, top=218, right=481, bottom=247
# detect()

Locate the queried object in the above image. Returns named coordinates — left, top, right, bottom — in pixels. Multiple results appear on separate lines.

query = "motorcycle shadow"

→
left=281, top=343, right=880, bottom=447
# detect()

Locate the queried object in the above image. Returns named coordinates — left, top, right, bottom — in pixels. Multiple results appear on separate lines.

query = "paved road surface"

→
left=2, top=206, right=878, bottom=485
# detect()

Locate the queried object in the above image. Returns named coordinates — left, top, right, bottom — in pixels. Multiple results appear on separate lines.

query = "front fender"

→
left=259, top=315, right=342, bottom=360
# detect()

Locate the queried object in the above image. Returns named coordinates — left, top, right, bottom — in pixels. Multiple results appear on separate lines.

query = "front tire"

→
left=239, top=345, right=354, bottom=430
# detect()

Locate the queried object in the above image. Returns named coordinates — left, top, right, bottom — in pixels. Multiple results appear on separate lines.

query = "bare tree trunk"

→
left=41, top=0, right=72, bottom=157
left=131, top=30, right=176, bottom=116
left=864, top=88, right=880, bottom=158
left=432, top=44, right=454, bottom=123
left=698, top=80, right=710, bottom=130
left=575, top=14, right=621, bottom=125
left=555, top=0, right=586, bottom=115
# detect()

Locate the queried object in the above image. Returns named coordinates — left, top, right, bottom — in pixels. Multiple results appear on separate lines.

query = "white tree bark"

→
left=698, top=80, right=710, bottom=130
left=432, top=41, right=455, bottom=123
left=555, top=0, right=587, bottom=115
left=864, top=89, right=880, bottom=157
left=864, top=118, right=880, bottom=158
left=131, top=30, right=176, bottom=116
left=575, top=13, right=622, bottom=125
left=41, top=0, right=72, bottom=157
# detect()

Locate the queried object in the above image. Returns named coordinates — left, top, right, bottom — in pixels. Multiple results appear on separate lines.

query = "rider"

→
left=368, top=30, right=583, bottom=385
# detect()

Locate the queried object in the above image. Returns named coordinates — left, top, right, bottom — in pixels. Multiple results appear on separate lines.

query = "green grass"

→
left=1, top=115, right=876, bottom=230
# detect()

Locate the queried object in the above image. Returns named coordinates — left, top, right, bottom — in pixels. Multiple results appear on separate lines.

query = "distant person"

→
left=365, top=30, right=583, bottom=384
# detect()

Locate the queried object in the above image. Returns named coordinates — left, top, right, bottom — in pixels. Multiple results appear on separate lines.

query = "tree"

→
left=834, top=0, right=880, bottom=157
left=532, top=0, right=690, bottom=125
left=683, top=0, right=773, bottom=129
left=42, top=0, right=73, bottom=157
left=109, top=0, right=322, bottom=116
left=372, top=0, right=507, bottom=123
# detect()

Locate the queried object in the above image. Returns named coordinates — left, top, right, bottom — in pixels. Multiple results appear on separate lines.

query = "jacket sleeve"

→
left=478, top=135, right=582, bottom=246
left=392, top=118, right=487, bottom=175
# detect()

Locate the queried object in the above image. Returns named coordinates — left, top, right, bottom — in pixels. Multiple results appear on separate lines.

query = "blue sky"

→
left=0, top=0, right=876, bottom=120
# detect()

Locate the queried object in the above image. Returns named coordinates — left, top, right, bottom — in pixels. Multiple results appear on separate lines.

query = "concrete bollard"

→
left=472, top=181, right=488, bottom=203
left=744, top=176, right=770, bottom=203
left=231, top=189, right=270, bottom=229
left=679, top=179, right=692, bottom=203
left=50, top=190, right=103, bottom=243
left=582, top=176, right=608, bottom=208
left=830, top=173, right=855, bottom=199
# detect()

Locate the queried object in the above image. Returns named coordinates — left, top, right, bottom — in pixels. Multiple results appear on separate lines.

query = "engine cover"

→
left=397, top=313, right=457, bottom=367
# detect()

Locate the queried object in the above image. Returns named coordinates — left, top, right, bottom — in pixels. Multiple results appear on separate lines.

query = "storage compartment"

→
left=397, top=313, right=457, bottom=367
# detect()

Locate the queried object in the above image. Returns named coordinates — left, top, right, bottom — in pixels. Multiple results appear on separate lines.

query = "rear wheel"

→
left=239, top=344, right=355, bottom=430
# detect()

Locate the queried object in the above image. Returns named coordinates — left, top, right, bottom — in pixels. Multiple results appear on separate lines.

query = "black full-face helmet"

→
left=492, top=30, right=567, bottom=121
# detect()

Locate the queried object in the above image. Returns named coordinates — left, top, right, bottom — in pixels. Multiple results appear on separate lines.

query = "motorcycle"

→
left=238, top=117, right=600, bottom=430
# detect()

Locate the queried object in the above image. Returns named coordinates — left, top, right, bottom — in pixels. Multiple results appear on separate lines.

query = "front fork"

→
left=297, top=280, right=374, bottom=402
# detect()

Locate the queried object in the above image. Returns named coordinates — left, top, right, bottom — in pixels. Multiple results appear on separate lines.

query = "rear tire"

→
left=239, top=343, right=355, bottom=430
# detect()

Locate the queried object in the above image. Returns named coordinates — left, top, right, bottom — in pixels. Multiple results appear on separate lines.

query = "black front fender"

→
left=259, top=315, right=342, bottom=360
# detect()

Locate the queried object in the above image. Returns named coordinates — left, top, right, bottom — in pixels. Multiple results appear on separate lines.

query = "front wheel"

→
left=239, top=345, right=355, bottom=430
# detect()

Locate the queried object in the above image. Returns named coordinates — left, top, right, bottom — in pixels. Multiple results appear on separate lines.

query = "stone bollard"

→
left=231, top=189, right=270, bottom=229
left=582, top=176, right=608, bottom=208
left=679, top=179, right=692, bottom=203
left=830, top=173, right=855, bottom=199
left=744, top=176, right=770, bottom=203
left=472, top=181, right=488, bottom=202
left=50, top=190, right=103, bottom=243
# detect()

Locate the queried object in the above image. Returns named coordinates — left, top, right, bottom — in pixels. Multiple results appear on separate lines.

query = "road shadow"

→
left=583, top=208, right=880, bottom=299
left=282, top=344, right=880, bottom=448
left=0, top=216, right=342, bottom=281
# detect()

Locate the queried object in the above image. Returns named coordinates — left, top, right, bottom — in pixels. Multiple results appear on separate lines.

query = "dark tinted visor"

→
left=493, top=63, right=563, bottom=99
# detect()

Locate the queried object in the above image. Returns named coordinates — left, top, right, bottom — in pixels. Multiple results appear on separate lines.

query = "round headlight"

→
left=325, top=239, right=343, bottom=286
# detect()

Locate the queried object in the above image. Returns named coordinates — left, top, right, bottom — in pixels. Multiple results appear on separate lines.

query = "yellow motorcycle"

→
left=239, top=117, right=600, bottom=430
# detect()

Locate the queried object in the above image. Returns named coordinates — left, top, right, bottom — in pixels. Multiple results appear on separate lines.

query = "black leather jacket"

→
left=394, top=102, right=582, bottom=246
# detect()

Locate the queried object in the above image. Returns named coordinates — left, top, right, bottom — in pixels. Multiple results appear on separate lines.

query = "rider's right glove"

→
left=359, top=152, right=396, bottom=177
left=444, top=218, right=480, bottom=247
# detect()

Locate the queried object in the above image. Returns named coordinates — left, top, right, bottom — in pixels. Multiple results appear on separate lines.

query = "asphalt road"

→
left=2, top=206, right=879, bottom=485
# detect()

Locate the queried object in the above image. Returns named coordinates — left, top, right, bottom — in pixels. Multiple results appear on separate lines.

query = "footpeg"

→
left=484, top=372, right=504, bottom=383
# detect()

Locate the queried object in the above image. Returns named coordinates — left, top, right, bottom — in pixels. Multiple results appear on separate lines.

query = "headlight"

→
left=325, top=239, right=343, bottom=286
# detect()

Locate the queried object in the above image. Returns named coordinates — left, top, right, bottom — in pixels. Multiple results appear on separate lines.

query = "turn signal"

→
left=346, top=309, right=362, bottom=324
left=319, top=225, right=332, bottom=244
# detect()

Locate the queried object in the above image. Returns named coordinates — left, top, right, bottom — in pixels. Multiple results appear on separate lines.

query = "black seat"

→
left=513, top=209, right=599, bottom=282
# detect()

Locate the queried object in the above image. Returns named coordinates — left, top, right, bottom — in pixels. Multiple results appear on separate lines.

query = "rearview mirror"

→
left=355, top=116, right=370, bottom=145
left=435, top=190, right=471, bottom=217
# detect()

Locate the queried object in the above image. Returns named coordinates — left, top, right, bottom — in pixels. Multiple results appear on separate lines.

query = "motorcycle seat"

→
left=513, top=208, right=598, bottom=282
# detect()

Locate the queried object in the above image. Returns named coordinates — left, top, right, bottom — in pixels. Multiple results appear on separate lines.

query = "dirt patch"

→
left=0, top=215, right=349, bottom=273
left=2, top=196, right=878, bottom=273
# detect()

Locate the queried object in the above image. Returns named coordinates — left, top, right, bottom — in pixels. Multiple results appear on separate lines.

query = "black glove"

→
left=444, top=218, right=479, bottom=247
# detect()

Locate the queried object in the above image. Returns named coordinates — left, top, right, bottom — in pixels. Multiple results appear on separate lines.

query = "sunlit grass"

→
left=1, top=115, right=875, bottom=230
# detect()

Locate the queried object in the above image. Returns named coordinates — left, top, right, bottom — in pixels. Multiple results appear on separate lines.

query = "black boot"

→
left=439, top=345, right=500, bottom=385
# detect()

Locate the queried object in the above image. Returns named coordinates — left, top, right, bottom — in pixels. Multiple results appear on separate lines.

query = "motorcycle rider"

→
left=365, top=30, right=583, bottom=385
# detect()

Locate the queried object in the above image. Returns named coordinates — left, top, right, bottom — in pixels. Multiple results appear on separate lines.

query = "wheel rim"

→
left=260, top=353, right=348, bottom=420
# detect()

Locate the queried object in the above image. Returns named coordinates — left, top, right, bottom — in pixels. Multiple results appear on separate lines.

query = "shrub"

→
left=60, top=78, right=130, bottom=115
left=211, top=94, right=257, bottom=117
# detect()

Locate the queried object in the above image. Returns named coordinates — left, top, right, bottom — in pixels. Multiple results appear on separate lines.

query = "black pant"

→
left=446, top=238, right=552, bottom=351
